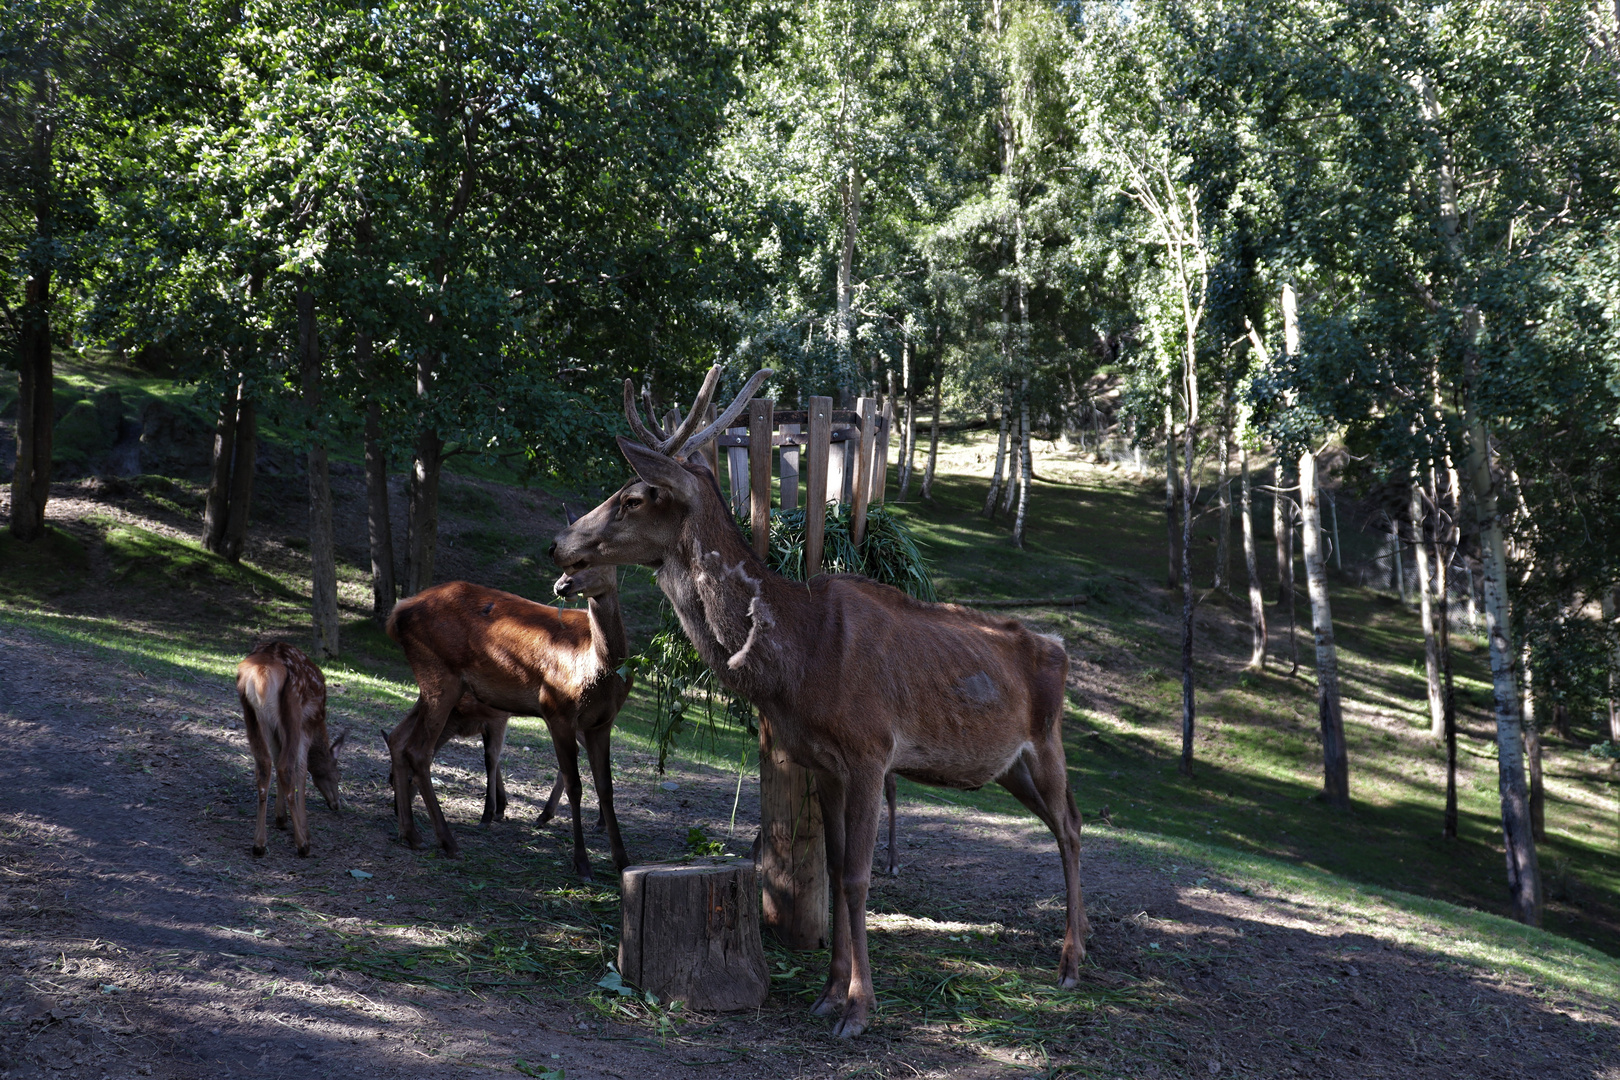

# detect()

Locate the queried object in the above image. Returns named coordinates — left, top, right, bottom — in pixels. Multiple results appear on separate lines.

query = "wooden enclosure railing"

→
left=706, top=394, right=892, bottom=576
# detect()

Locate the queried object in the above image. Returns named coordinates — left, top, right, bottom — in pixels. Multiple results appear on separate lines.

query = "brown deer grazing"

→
left=383, top=566, right=631, bottom=875
left=551, top=367, right=1086, bottom=1038
left=236, top=642, right=346, bottom=858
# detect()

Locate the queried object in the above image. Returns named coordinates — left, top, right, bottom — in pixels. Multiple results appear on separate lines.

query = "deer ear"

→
left=379, top=727, right=392, bottom=750
left=617, top=436, right=698, bottom=497
left=330, top=728, right=348, bottom=754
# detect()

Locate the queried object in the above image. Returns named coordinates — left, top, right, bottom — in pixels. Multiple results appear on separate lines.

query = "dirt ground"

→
left=2, top=617, right=1618, bottom=1080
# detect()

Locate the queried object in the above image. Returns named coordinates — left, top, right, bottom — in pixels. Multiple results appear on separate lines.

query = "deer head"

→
left=308, top=728, right=346, bottom=812
left=551, top=365, right=772, bottom=572
left=553, top=564, right=618, bottom=600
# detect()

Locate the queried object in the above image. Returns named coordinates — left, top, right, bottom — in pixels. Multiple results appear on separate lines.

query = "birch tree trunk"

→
left=1523, top=647, right=1545, bottom=843
left=1165, top=399, right=1179, bottom=590
left=1242, top=446, right=1267, bottom=669
left=1000, top=406, right=1021, bottom=516
left=1301, top=449, right=1349, bottom=809
left=1412, top=477, right=1444, bottom=738
left=1273, top=463, right=1288, bottom=605
left=836, top=163, right=861, bottom=398
left=298, top=289, right=340, bottom=659
left=1012, top=377, right=1032, bottom=548
left=897, top=339, right=916, bottom=501
left=984, top=377, right=1010, bottom=516
left=1177, top=382, right=1197, bottom=777
left=1463, top=343, right=1542, bottom=926
left=1215, top=411, right=1230, bottom=592
left=921, top=363, right=941, bottom=502
left=1604, top=590, right=1620, bottom=743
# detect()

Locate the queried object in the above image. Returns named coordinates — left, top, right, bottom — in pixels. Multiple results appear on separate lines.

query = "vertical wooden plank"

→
left=778, top=423, right=800, bottom=511
left=873, top=397, right=894, bottom=506
left=826, top=425, right=846, bottom=506
left=726, top=430, right=749, bottom=517
left=851, top=396, right=876, bottom=546
left=749, top=398, right=773, bottom=559
left=699, top=403, right=719, bottom=477
left=805, top=396, right=832, bottom=577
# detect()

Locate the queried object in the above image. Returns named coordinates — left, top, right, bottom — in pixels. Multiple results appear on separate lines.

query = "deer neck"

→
left=656, top=497, right=802, bottom=698
left=586, top=592, right=628, bottom=672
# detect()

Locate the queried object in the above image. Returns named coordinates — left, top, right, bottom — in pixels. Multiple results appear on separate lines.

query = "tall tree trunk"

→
left=1463, top=339, right=1541, bottom=927
left=203, top=384, right=239, bottom=553
left=1242, top=446, right=1267, bottom=669
left=1001, top=394, right=1022, bottom=517
left=921, top=362, right=941, bottom=502
left=1214, top=410, right=1230, bottom=592
left=897, top=339, right=916, bottom=501
left=835, top=163, right=861, bottom=398
left=298, top=289, right=340, bottom=659
left=1441, top=555, right=1459, bottom=839
left=984, top=375, right=1010, bottom=516
left=1287, top=497, right=1298, bottom=674
left=1012, top=377, right=1032, bottom=548
left=1273, top=462, right=1288, bottom=605
left=10, top=270, right=53, bottom=542
left=1392, top=522, right=1407, bottom=603
left=1413, top=477, right=1444, bottom=738
left=1301, top=448, right=1349, bottom=809
left=222, top=392, right=255, bottom=563
left=1523, top=647, right=1544, bottom=843
left=407, top=425, right=442, bottom=597
left=361, top=333, right=396, bottom=623
left=1165, top=399, right=1179, bottom=590
left=1605, top=590, right=1620, bottom=743
left=1177, top=352, right=1198, bottom=777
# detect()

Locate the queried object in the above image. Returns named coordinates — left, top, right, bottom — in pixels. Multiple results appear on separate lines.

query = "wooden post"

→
left=852, top=396, right=876, bottom=547
left=757, top=715, right=829, bottom=950
left=725, top=427, right=749, bottom=517
left=699, top=403, right=719, bottom=477
left=873, top=398, right=894, bottom=506
left=749, top=398, right=773, bottom=559
left=805, top=397, right=831, bottom=577
left=619, top=860, right=771, bottom=1010
left=779, top=423, right=800, bottom=511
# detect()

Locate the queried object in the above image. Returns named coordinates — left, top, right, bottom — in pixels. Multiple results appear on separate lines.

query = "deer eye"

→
left=623, top=495, right=644, bottom=511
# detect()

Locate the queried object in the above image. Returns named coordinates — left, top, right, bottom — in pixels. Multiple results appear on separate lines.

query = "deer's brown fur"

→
left=383, top=569, right=630, bottom=874
left=236, top=642, right=345, bottom=858
left=551, top=368, right=1086, bottom=1038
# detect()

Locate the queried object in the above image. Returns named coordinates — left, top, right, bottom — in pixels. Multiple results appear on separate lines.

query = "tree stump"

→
left=758, top=715, right=828, bottom=949
left=618, top=860, right=769, bottom=1011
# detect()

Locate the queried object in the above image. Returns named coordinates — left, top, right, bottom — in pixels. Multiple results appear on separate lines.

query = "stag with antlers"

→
left=550, top=367, right=1087, bottom=1038
left=384, top=564, right=631, bottom=876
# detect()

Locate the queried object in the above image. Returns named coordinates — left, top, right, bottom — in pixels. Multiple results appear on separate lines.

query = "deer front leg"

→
left=582, top=722, right=628, bottom=871
left=832, top=769, right=884, bottom=1039
left=810, top=771, right=851, bottom=1019
left=537, top=772, right=565, bottom=826
left=545, top=714, right=591, bottom=879
left=481, top=716, right=509, bottom=826
left=285, top=747, right=312, bottom=857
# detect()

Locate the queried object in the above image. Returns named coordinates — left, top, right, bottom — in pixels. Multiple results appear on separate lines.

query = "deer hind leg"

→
left=582, top=721, right=628, bottom=870
left=537, top=772, right=565, bottom=826
left=481, top=715, right=509, bottom=826
left=831, top=768, right=884, bottom=1039
left=998, top=744, right=1088, bottom=986
left=810, top=771, right=852, bottom=1020
left=544, top=712, right=592, bottom=879
left=244, top=705, right=273, bottom=857
left=883, top=772, right=899, bottom=877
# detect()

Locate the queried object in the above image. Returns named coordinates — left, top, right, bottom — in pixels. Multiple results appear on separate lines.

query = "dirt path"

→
left=1, top=622, right=1617, bottom=1080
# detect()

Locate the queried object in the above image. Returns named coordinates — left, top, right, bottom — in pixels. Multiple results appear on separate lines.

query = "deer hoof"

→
left=275, top=817, right=287, bottom=831
left=536, top=810, right=555, bottom=827
left=251, top=845, right=266, bottom=858
left=1059, top=973, right=1079, bottom=989
left=809, top=990, right=841, bottom=1017
left=296, top=845, right=311, bottom=858
left=832, top=1013, right=868, bottom=1039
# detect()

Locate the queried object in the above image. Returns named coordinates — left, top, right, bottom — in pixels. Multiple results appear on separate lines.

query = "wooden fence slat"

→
left=778, top=423, right=800, bottom=510
left=805, top=397, right=831, bottom=576
left=749, top=398, right=773, bottom=559
left=851, top=397, right=876, bottom=546
left=700, top=403, right=719, bottom=478
left=725, top=427, right=749, bottom=516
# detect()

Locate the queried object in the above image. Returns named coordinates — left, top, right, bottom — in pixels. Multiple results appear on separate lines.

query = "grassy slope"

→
left=1, top=364, right=1616, bottom=1013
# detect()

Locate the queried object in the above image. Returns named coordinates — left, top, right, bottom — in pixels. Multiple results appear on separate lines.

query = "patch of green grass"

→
left=0, top=524, right=89, bottom=603
left=100, top=520, right=292, bottom=597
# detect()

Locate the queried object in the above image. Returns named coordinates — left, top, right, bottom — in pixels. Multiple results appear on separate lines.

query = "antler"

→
left=674, top=368, right=773, bottom=461
left=620, top=365, right=774, bottom=461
